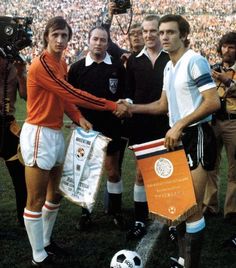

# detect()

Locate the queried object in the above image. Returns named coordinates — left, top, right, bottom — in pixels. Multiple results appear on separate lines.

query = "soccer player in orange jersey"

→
left=20, top=16, right=128, bottom=266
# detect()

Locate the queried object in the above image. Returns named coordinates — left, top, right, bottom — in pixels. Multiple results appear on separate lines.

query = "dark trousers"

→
left=0, top=118, right=27, bottom=226
left=5, top=159, right=27, bottom=225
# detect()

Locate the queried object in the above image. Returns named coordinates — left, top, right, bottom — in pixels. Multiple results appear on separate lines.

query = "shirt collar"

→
left=85, top=52, right=112, bottom=66
left=136, top=46, right=167, bottom=59
left=136, top=47, right=148, bottom=58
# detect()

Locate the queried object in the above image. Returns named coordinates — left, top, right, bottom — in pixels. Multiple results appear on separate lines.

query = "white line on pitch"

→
left=135, top=220, right=164, bottom=267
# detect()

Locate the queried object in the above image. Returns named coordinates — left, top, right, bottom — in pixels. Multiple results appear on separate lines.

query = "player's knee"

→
left=135, top=172, right=144, bottom=185
left=26, top=195, right=46, bottom=211
left=107, top=169, right=121, bottom=182
left=187, top=207, right=203, bottom=223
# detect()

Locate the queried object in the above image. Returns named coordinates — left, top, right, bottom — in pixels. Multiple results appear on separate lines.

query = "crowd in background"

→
left=0, top=0, right=236, bottom=65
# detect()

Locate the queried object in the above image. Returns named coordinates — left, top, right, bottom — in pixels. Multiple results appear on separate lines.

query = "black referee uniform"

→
left=126, top=50, right=170, bottom=145
left=68, top=54, right=126, bottom=154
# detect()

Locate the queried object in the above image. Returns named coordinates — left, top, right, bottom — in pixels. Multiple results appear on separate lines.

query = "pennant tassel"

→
left=149, top=204, right=198, bottom=226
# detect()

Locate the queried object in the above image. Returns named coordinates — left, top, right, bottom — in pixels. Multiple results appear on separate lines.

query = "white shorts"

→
left=20, top=122, right=65, bottom=170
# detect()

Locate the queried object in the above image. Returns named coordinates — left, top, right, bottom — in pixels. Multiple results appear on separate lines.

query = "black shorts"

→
left=84, top=112, right=122, bottom=155
left=182, top=122, right=216, bottom=171
left=106, top=137, right=122, bottom=155
left=126, top=114, right=170, bottom=146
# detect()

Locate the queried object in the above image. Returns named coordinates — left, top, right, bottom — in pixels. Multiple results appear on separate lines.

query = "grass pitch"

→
left=0, top=96, right=236, bottom=267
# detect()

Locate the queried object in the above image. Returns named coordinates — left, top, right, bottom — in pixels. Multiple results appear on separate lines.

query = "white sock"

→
left=42, top=201, right=60, bottom=247
left=107, top=181, right=123, bottom=194
left=24, top=208, right=47, bottom=262
left=134, top=184, right=147, bottom=202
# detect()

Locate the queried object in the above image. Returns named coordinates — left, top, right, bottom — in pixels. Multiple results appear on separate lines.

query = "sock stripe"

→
left=24, top=212, right=42, bottom=218
left=23, top=209, right=42, bottom=220
left=186, top=217, right=205, bottom=233
left=43, top=201, right=60, bottom=211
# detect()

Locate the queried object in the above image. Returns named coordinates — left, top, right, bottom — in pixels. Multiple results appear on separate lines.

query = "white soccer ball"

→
left=110, top=249, right=143, bottom=268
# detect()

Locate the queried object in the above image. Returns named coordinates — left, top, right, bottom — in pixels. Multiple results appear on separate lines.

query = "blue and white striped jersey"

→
left=163, top=49, right=216, bottom=127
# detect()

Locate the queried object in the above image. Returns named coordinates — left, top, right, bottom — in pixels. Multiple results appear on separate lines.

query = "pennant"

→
left=131, top=138, right=197, bottom=225
left=60, top=127, right=110, bottom=212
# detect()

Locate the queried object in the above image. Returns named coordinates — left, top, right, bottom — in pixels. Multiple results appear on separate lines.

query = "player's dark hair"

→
left=43, top=16, right=72, bottom=48
left=158, top=14, right=190, bottom=47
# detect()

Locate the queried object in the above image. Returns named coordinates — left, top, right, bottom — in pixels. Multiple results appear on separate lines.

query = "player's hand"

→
left=79, top=117, right=93, bottom=132
left=113, top=100, right=132, bottom=118
left=164, top=123, right=183, bottom=151
left=65, top=118, right=93, bottom=132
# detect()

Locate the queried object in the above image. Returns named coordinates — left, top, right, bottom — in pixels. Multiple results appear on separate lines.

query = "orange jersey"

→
left=26, top=50, right=117, bottom=129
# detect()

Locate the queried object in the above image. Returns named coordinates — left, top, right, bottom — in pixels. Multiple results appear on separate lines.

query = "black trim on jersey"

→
left=39, top=54, right=107, bottom=107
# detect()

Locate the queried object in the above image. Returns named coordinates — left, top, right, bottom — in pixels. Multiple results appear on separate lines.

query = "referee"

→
left=68, top=25, right=126, bottom=230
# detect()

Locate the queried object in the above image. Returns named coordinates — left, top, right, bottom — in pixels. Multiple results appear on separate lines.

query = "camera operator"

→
left=100, top=0, right=130, bottom=61
left=100, top=0, right=144, bottom=60
left=203, top=32, right=236, bottom=223
left=0, top=55, right=27, bottom=227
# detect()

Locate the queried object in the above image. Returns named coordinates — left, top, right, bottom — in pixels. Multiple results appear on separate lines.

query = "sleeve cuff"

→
left=105, top=100, right=117, bottom=111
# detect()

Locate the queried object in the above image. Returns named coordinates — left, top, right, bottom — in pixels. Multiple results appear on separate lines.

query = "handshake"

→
left=113, top=98, right=133, bottom=118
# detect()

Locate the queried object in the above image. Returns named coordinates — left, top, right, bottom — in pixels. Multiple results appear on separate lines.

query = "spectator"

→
left=203, top=32, right=236, bottom=223
left=1, top=0, right=236, bottom=66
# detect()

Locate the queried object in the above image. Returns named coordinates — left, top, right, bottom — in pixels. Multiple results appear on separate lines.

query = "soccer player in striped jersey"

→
left=124, top=14, right=220, bottom=268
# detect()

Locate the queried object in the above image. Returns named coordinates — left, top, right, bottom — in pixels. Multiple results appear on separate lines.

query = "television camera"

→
left=0, top=16, right=33, bottom=62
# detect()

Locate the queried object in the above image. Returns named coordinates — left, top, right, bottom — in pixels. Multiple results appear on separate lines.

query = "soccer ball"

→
left=110, top=249, right=143, bottom=268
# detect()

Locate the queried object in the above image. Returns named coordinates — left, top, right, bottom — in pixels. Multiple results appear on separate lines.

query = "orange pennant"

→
left=131, top=138, right=197, bottom=225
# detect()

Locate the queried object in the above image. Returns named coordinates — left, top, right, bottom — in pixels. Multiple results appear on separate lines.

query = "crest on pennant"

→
left=76, top=147, right=85, bottom=160
left=154, top=157, right=173, bottom=178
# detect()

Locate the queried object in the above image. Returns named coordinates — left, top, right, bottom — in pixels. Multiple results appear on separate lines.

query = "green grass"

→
left=1, top=96, right=236, bottom=267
